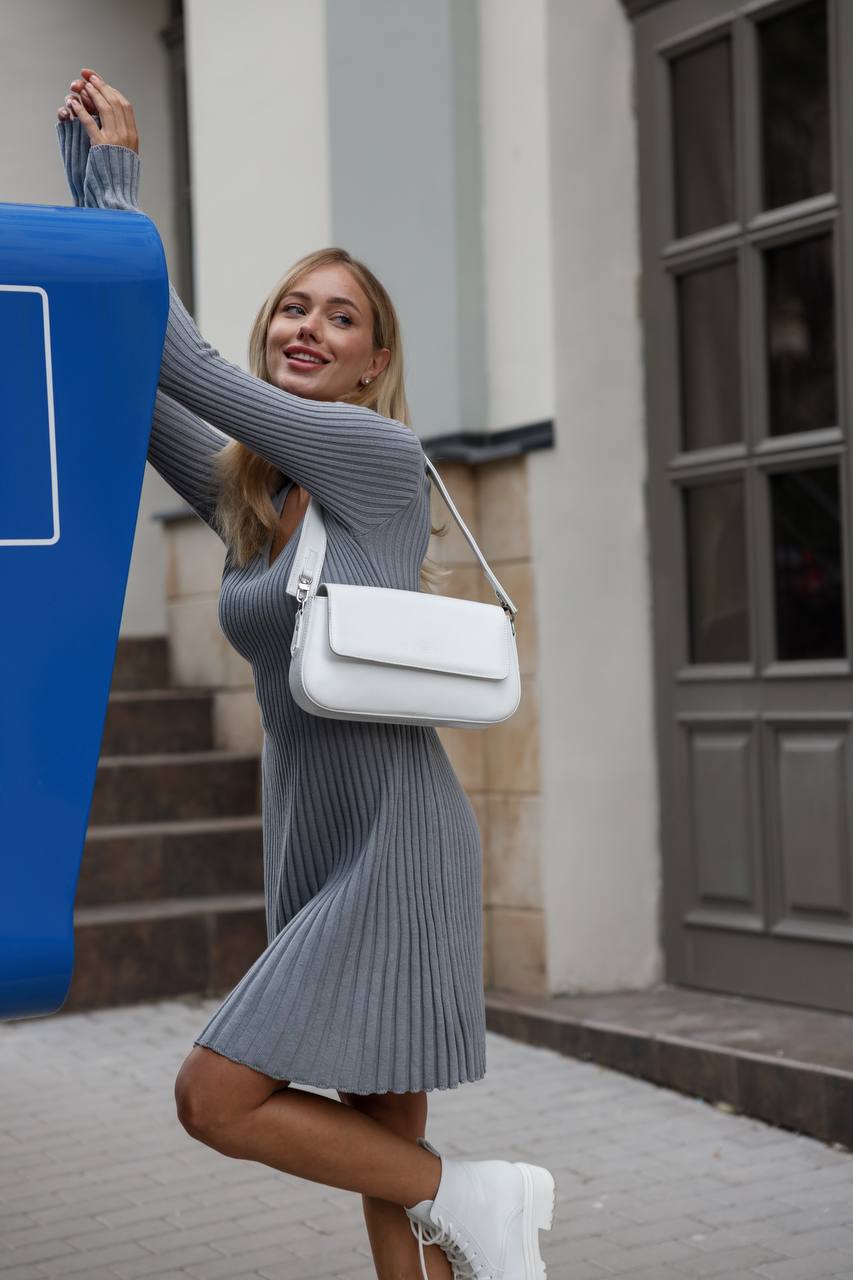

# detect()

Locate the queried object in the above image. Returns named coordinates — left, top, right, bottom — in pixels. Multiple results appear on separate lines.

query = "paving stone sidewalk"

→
left=1, top=994, right=853, bottom=1280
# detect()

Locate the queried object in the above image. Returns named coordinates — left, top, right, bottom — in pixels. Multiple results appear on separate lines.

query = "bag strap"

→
left=285, top=456, right=518, bottom=623
left=284, top=498, right=327, bottom=601
left=422, top=457, right=517, bottom=618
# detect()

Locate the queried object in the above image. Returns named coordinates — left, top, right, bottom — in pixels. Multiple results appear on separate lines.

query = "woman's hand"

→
left=56, top=74, right=95, bottom=122
left=61, top=69, right=139, bottom=155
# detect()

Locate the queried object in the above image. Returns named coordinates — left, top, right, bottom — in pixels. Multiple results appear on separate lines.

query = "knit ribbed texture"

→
left=58, top=124, right=487, bottom=1092
left=56, top=113, right=101, bottom=205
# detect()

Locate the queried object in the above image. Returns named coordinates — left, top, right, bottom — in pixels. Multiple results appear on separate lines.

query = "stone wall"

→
left=162, top=515, right=262, bottom=755
left=428, top=458, right=546, bottom=996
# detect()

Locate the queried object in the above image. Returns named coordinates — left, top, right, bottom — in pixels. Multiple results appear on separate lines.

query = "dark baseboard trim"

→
left=151, top=503, right=197, bottom=526
left=621, top=0, right=675, bottom=16
left=485, top=988, right=853, bottom=1150
left=422, top=419, right=554, bottom=465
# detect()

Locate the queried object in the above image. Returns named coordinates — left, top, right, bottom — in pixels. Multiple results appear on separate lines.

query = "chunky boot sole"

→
left=516, top=1162, right=556, bottom=1278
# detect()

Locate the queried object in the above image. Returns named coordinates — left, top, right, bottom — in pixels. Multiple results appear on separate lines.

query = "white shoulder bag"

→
left=285, top=457, right=521, bottom=729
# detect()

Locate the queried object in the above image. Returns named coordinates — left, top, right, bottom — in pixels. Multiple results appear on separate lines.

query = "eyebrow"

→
left=285, top=290, right=362, bottom=315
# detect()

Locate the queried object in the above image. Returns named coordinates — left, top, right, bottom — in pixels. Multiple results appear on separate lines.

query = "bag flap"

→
left=324, top=583, right=511, bottom=679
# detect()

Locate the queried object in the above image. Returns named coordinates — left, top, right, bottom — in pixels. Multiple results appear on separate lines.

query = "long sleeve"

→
left=55, top=122, right=225, bottom=537
left=82, top=144, right=424, bottom=534
left=148, top=391, right=230, bottom=542
left=55, top=115, right=100, bottom=206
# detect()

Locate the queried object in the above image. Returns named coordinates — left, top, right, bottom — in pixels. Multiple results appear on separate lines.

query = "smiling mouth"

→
left=284, top=351, right=328, bottom=368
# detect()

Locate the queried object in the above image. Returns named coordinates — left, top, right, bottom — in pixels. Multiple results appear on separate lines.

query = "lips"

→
left=283, top=346, right=330, bottom=368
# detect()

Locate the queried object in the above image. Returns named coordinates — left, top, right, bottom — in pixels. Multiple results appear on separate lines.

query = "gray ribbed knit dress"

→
left=59, top=125, right=487, bottom=1094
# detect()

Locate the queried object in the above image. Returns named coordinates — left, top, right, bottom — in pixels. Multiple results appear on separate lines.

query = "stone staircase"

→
left=65, top=637, right=268, bottom=1012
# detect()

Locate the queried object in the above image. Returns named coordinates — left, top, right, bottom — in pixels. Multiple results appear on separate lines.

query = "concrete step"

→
left=485, top=983, right=853, bottom=1150
left=66, top=893, right=268, bottom=1012
left=67, top=636, right=271, bottom=1012
left=111, top=636, right=171, bottom=691
left=102, top=688, right=215, bottom=755
left=89, top=750, right=261, bottom=825
left=78, top=815, right=263, bottom=906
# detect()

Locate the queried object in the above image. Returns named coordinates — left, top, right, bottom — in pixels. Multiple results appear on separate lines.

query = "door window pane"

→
left=759, top=0, right=830, bottom=211
left=765, top=232, right=836, bottom=436
left=770, top=467, right=845, bottom=661
left=671, top=36, right=735, bottom=238
left=684, top=481, right=749, bottom=663
left=678, top=260, right=742, bottom=451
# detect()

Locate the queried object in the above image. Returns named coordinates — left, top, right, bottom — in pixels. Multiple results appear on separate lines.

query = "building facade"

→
left=11, top=0, right=847, bottom=1014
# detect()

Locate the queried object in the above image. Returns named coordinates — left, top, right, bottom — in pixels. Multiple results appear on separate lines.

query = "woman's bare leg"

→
left=174, top=1046, right=441, bottom=1209
left=337, top=1088, right=452, bottom=1280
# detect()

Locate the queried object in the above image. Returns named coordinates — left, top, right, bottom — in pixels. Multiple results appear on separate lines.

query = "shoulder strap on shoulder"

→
left=286, top=456, right=517, bottom=621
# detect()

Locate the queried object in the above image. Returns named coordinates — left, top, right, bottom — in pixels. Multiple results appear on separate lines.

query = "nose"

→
left=297, top=314, right=320, bottom=343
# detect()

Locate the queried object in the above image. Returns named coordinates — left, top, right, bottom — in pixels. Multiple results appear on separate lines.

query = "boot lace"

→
left=408, top=1210, right=489, bottom=1280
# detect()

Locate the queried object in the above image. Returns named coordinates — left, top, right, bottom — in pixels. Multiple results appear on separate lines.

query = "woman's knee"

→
left=336, top=1088, right=427, bottom=1140
left=175, top=1045, right=289, bottom=1143
left=174, top=1050, right=230, bottom=1141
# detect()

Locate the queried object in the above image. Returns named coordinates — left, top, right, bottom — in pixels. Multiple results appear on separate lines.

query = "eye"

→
left=280, top=303, right=352, bottom=326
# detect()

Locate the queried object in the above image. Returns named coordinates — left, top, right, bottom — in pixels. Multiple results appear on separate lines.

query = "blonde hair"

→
left=209, top=246, right=450, bottom=592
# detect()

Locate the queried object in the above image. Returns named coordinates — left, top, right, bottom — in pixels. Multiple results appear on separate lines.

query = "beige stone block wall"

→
left=164, top=517, right=260, bottom=753
left=430, top=456, right=547, bottom=996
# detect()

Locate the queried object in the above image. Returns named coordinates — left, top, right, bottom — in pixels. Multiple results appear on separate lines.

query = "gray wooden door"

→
left=634, top=0, right=853, bottom=1012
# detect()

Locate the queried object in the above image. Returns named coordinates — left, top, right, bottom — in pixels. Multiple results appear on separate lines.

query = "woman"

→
left=56, top=69, right=555, bottom=1280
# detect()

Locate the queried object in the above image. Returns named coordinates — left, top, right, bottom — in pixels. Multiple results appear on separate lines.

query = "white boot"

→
left=405, top=1135, right=555, bottom=1280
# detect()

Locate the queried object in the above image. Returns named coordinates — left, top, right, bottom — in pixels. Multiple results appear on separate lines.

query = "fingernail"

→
left=90, top=73, right=100, bottom=83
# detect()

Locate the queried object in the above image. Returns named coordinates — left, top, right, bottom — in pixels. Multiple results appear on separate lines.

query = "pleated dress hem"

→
left=192, top=1036, right=487, bottom=1096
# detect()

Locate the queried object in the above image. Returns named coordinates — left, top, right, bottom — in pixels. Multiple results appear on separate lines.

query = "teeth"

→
left=287, top=352, right=324, bottom=364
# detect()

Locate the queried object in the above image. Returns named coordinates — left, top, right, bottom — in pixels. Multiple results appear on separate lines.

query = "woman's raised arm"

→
left=55, top=118, right=228, bottom=542
left=56, top=114, right=98, bottom=206
left=147, top=391, right=230, bottom=543
left=79, top=142, right=424, bottom=534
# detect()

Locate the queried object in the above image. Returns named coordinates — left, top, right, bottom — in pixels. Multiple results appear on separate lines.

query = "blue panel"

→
left=0, top=201, right=169, bottom=1020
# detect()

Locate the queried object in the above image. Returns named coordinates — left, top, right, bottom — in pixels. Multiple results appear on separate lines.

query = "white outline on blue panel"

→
left=0, top=284, right=60, bottom=547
